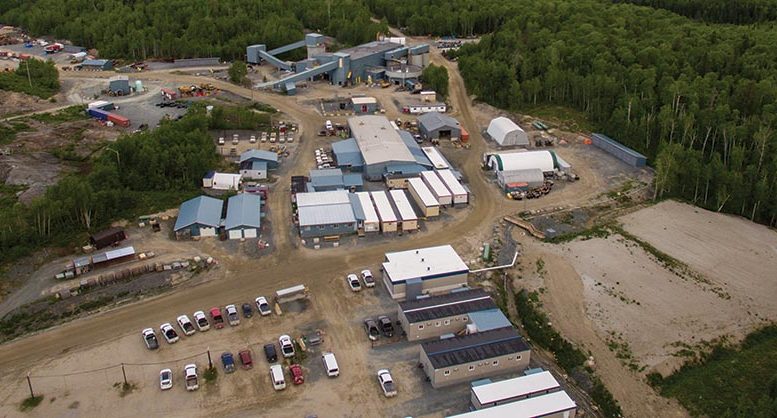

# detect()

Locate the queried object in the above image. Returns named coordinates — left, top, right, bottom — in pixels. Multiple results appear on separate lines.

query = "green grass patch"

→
left=209, top=105, right=272, bottom=130
left=30, top=106, right=87, bottom=124
left=203, top=366, right=218, bottom=383
left=0, top=121, right=32, bottom=144
left=249, top=101, right=278, bottom=113
left=19, top=395, right=44, bottom=412
left=0, top=59, right=60, bottom=99
left=545, top=223, right=612, bottom=244
left=653, top=325, right=777, bottom=417
left=522, top=104, right=596, bottom=132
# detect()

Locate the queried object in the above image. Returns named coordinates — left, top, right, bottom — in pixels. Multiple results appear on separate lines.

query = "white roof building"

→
left=354, top=191, right=379, bottom=231
left=296, top=190, right=351, bottom=207
left=449, top=391, right=576, bottom=418
left=421, top=146, right=451, bottom=169
left=383, top=245, right=468, bottom=284
left=471, top=371, right=561, bottom=409
left=421, top=170, right=453, bottom=205
left=389, top=190, right=417, bottom=222
left=204, top=172, right=242, bottom=190
left=407, top=177, right=439, bottom=208
left=296, top=190, right=357, bottom=237
left=351, top=96, right=377, bottom=105
left=487, top=117, right=529, bottom=147
left=348, top=115, right=416, bottom=166
left=370, top=190, right=397, bottom=223
left=486, top=150, right=556, bottom=173
left=436, top=169, right=468, bottom=204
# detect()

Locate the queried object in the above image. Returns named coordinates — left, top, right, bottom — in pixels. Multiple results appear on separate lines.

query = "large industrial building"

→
left=382, top=245, right=469, bottom=300
left=296, top=190, right=357, bottom=238
left=349, top=116, right=421, bottom=181
left=420, top=326, right=531, bottom=388
left=487, top=117, right=529, bottom=147
left=398, top=288, right=498, bottom=341
left=247, top=33, right=431, bottom=93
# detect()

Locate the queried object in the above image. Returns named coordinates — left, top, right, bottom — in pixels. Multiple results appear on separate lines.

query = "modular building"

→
left=470, top=371, right=561, bottom=410
left=224, top=193, right=261, bottom=240
left=389, top=189, right=418, bottom=232
left=296, top=190, right=357, bottom=238
left=487, top=117, right=529, bottom=147
left=436, top=169, right=468, bottom=205
left=174, top=196, right=224, bottom=239
left=404, top=102, right=447, bottom=114
left=591, top=133, right=647, bottom=167
left=350, top=192, right=380, bottom=233
left=349, top=116, right=418, bottom=181
left=399, top=288, right=497, bottom=341
left=382, top=245, right=469, bottom=300
left=420, top=326, right=531, bottom=388
left=421, top=170, right=453, bottom=206
left=407, top=177, right=440, bottom=217
left=370, top=191, right=398, bottom=233
left=485, top=150, right=557, bottom=174
left=418, top=112, right=461, bottom=141
left=451, top=391, right=577, bottom=418
left=351, top=96, right=379, bottom=114
left=421, top=146, right=451, bottom=170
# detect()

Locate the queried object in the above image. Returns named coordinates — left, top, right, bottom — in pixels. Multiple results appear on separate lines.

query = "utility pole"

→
left=26, top=373, right=34, bottom=398
left=121, top=363, right=128, bottom=385
left=25, top=59, right=32, bottom=88
left=207, top=347, right=213, bottom=369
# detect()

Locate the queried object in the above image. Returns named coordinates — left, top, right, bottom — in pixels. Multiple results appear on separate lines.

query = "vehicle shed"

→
left=89, top=227, right=126, bottom=249
left=436, top=169, right=468, bottom=205
left=470, top=371, right=561, bottom=410
left=350, top=192, right=380, bottom=233
left=224, top=193, right=261, bottom=239
left=174, top=196, right=224, bottom=239
left=407, top=177, right=440, bottom=217
left=487, top=117, right=528, bottom=147
left=296, top=190, right=357, bottom=238
left=591, top=133, right=647, bottom=167
left=418, top=112, right=461, bottom=141
left=389, top=189, right=418, bottom=232
left=421, top=170, right=453, bottom=206
left=382, top=244, right=469, bottom=300
left=240, top=149, right=280, bottom=170
left=370, top=190, right=398, bottom=233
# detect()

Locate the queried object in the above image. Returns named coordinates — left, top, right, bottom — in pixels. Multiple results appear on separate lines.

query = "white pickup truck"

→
left=184, top=364, right=199, bottom=391
left=377, top=369, right=397, bottom=397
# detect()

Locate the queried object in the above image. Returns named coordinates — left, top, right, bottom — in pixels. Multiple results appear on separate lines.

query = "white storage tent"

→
left=487, top=117, right=529, bottom=146
left=486, top=151, right=555, bottom=173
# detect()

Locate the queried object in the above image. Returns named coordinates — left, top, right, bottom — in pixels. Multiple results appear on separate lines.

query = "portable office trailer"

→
left=470, top=371, right=561, bottom=409
left=421, top=146, right=450, bottom=169
left=436, top=169, right=468, bottom=205
left=370, top=191, right=398, bottom=233
left=354, top=192, right=380, bottom=233
left=407, top=177, right=440, bottom=217
left=275, top=284, right=309, bottom=303
left=389, top=190, right=418, bottom=231
left=421, top=171, right=452, bottom=206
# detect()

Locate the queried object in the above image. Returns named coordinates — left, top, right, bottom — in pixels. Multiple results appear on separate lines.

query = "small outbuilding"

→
left=174, top=196, right=224, bottom=239
left=453, top=391, right=576, bottom=418
left=202, top=171, right=242, bottom=190
left=108, top=75, right=131, bottom=95
left=487, top=117, right=528, bottom=147
left=224, top=193, right=261, bottom=239
left=591, top=133, right=647, bottom=167
left=240, top=161, right=268, bottom=180
left=240, top=149, right=280, bottom=170
left=497, top=169, right=545, bottom=191
left=418, top=112, right=461, bottom=141
left=351, top=96, right=379, bottom=114
left=89, top=227, right=126, bottom=249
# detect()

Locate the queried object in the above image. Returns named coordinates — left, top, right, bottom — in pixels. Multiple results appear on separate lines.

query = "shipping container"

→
left=87, top=108, right=110, bottom=121
left=107, top=113, right=130, bottom=127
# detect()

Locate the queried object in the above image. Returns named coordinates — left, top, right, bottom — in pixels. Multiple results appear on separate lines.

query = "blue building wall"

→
left=300, top=221, right=357, bottom=238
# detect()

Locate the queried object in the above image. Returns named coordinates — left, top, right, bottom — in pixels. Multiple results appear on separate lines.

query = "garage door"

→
left=228, top=230, right=242, bottom=240
left=199, top=227, right=216, bottom=237
left=243, top=228, right=257, bottom=238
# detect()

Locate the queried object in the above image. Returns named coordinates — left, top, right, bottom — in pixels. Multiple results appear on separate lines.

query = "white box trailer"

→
left=275, top=284, right=309, bottom=303
left=436, top=169, right=468, bottom=205
left=421, top=146, right=450, bottom=169
left=389, top=189, right=418, bottom=231
left=355, top=192, right=380, bottom=233
left=370, top=191, right=398, bottom=233
left=407, top=177, right=440, bottom=217
left=421, top=171, right=452, bottom=206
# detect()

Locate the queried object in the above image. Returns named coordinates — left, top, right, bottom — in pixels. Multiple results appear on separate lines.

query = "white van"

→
left=270, top=364, right=286, bottom=390
left=325, top=120, right=333, bottom=131
left=322, top=352, right=339, bottom=377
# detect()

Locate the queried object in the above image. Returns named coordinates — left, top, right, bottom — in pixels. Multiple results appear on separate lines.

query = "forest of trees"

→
left=0, top=0, right=387, bottom=60
left=616, top=0, right=777, bottom=24
left=0, top=107, right=217, bottom=264
left=370, top=0, right=777, bottom=227
left=0, top=58, right=59, bottom=98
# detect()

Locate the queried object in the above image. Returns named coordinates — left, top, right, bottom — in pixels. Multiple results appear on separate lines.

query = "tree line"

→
left=615, top=0, right=777, bottom=25
left=370, top=0, right=777, bottom=227
left=0, top=0, right=387, bottom=60
left=0, top=107, right=217, bottom=264
left=0, top=58, right=59, bottom=98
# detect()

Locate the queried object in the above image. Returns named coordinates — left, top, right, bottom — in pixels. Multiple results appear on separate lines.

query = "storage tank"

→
left=135, top=80, right=143, bottom=92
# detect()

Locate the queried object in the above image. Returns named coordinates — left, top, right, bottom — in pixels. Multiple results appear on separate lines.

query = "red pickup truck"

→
left=209, top=307, right=225, bottom=329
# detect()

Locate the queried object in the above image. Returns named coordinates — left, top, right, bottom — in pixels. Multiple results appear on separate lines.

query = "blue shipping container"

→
left=87, top=108, right=110, bottom=121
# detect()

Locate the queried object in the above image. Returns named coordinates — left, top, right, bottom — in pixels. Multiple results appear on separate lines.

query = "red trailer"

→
left=161, top=88, right=177, bottom=100
left=107, top=113, right=130, bottom=127
left=460, top=126, right=469, bottom=142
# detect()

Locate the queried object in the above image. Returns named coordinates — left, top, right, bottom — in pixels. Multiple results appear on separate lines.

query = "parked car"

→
left=241, top=303, right=253, bottom=318
left=377, top=369, right=397, bottom=397
left=210, top=307, right=225, bottom=329
left=290, top=364, right=304, bottom=385
left=193, top=311, right=210, bottom=332
left=160, top=323, right=179, bottom=344
left=159, top=368, right=173, bottom=390
left=238, top=349, right=253, bottom=370
left=176, top=315, right=196, bottom=336
left=270, top=364, right=286, bottom=391
left=142, top=328, right=159, bottom=350
left=364, top=319, right=380, bottom=341
left=255, top=296, right=272, bottom=316
left=225, top=304, right=240, bottom=326
left=361, top=269, right=375, bottom=288
left=221, top=352, right=236, bottom=373
left=346, top=274, right=362, bottom=292
left=279, top=335, right=295, bottom=358
left=378, top=316, right=394, bottom=338
left=184, top=364, right=199, bottom=391
left=264, top=343, right=278, bottom=363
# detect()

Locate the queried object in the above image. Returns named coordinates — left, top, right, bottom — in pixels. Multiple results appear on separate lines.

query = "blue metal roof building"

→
left=174, top=196, right=224, bottom=238
left=332, top=138, right=364, bottom=170
left=307, top=168, right=364, bottom=192
left=240, top=149, right=279, bottom=169
left=224, top=194, right=262, bottom=239
left=81, top=59, right=113, bottom=71
left=468, top=309, right=512, bottom=333
left=418, top=112, right=462, bottom=140
left=591, top=133, right=647, bottom=167
left=399, top=130, right=433, bottom=168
